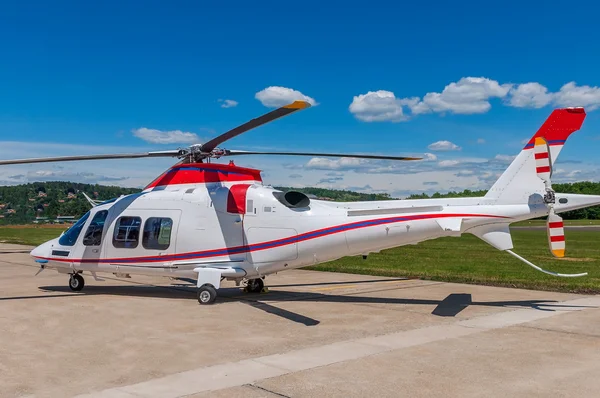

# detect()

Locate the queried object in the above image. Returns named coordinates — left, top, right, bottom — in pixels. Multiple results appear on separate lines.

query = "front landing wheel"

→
left=69, top=274, right=85, bottom=292
left=197, top=285, right=217, bottom=305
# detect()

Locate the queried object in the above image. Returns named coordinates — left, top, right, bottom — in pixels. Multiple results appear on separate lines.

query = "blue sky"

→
left=1, top=1, right=600, bottom=197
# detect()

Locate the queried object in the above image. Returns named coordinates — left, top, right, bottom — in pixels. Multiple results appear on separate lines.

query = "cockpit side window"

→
left=83, top=210, right=108, bottom=246
left=112, top=216, right=142, bottom=249
left=58, top=211, right=91, bottom=247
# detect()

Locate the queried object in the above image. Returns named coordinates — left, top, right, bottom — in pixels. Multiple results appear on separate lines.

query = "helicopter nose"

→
left=30, top=241, right=51, bottom=261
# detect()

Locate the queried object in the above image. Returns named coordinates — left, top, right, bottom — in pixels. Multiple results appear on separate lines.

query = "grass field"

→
left=513, top=219, right=600, bottom=226
left=1, top=225, right=599, bottom=294
left=0, top=226, right=67, bottom=246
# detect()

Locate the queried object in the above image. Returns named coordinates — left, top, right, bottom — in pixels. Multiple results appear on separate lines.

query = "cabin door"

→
left=103, top=209, right=182, bottom=269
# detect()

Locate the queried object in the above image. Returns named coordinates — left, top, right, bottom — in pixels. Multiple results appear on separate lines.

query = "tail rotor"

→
left=534, top=137, right=566, bottom=258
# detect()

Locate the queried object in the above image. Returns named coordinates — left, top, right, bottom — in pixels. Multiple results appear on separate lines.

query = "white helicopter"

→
left=2, top=102, right=599, bottom=304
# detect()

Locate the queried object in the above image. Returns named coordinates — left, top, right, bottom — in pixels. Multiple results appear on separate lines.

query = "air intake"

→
left=272, top=191, right=311, bottom=208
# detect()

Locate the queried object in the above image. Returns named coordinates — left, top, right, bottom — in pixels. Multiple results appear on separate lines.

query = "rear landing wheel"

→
left=197, top=285, right=217, bottom=305
left=246, top=278, right=264, bottom=294
left=69, top=274, right=85, bottom=292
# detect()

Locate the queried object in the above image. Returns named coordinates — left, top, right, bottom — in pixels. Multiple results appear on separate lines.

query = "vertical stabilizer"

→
left=483, top=108, right=586, bottom=205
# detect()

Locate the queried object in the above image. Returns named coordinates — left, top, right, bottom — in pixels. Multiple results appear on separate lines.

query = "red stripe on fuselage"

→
left=550, top=235, right=565, bottom=242
left=34, top=213, right=509, bottom=265
left=535, top=152, right=549, bottom=159
left=548, top=222, right=563, bottom=228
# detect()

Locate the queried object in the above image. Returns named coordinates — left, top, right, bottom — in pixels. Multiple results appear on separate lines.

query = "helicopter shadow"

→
left=31, top=282, right=596, bottom=327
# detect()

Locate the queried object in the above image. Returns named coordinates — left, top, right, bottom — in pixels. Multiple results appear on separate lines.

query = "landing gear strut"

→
left=69, top=273, right=85, bottom=292
left=246, top=278, right=265, bottom=294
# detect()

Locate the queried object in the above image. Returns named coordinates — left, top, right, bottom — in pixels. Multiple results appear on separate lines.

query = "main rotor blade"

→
left=200, top=100, right=311, bottom=153
left=224, top=150, right=422, bottom=161
left=0, top=150, right=181, bottom=166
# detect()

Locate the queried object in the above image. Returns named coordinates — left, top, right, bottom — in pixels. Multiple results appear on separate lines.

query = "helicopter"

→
left=1, top=101, right=599, bottom=304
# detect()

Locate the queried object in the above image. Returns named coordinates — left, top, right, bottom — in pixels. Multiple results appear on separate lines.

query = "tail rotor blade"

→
left=534, top=137, right=552, bottom=182
left=547, top=210, right=565, bottom=258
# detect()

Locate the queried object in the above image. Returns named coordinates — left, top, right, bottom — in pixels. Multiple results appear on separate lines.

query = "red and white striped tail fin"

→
left=547, top=212, right=565, bottom=258
left=484, top=108, right=585, bottom=205
left=534, top=137, right=552, bottom=182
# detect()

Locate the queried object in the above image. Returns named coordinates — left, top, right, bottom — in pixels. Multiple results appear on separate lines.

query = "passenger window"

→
left=143, top=217, right=173, bottom=250
left=83, top=210, right=108, bottom=246
left=112, top=216, right=142, bottom=248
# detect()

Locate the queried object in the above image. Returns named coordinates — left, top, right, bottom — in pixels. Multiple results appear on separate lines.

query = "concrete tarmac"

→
left=1, top=244, right=600, bottom=398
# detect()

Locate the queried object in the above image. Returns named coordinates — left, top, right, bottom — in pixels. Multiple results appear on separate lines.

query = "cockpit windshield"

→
left=58, top=211, right=91, bottom=246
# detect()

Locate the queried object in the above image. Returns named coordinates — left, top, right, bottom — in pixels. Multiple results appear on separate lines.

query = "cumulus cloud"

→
left=219, top=99, right=238, bottom=108
left=349, top=78, right=600, bottom=123
left=411, top=77, right=511, bottom=115
left=305, top=157, right=366, bottom=171
left=507, top=82, right=553, bottom=108
left=348, top=90, right=415, bottom=122
left=427, top=140, right=461, bottom=151
left=255, top=86, right=317, bottom=108
left=422, top=153, right=438, bottom=161
left=506, top=82, right=600, bottom=110
left=553, top=82, right=600, bottom=110
left=132, top=128, right=200, bottom=144
left=494, top=154, right=516, bottom=163
left=438, top=160, right=461, bottom=167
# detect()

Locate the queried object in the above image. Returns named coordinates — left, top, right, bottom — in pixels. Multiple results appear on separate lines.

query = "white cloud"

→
left=553, top=82, right=600, bottom=110
left=507, top=82, right=553, bottom=108
left=349, top=78, right=600, bottom=124
left=410, top=77, right=511, bottom=115
left=132, top=128, right=200, bottom=144
left=456, top=169, right=475, bottom=176
left=506, top=81, right=600, bottom=110
left=349, top=90, right=415, bottom=122
left=494, top=154, right=516, bottom=163
left=255, top=86, right=317, bottom=108
left=438, top=160, right=461, bottom=167
left=305, top=157, right=366, bottom=171
left=219, top=99, right=238, bottom=108
left=427, top=140, right=461, bottom=151
left=477, top=138, right=486, bottom=144
left=26, top=170, right=127, bottom=183
left=422, top=153, right=438, bottom=161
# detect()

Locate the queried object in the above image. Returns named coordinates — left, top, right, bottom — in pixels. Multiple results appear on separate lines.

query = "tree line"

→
left=0, top=181, right=598, bottom=225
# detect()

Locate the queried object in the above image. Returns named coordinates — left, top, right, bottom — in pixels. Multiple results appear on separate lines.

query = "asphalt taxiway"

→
left=1, top=243, right=600, bottom=398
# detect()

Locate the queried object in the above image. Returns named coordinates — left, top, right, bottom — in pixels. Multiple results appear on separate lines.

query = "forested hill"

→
left=0, top=181, right=599, bottom=224
left=0, top=182, right=140, bottom=225
left=273, top=187, right=392, bottom=202
left=404, top=181, right=600, bottom=219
